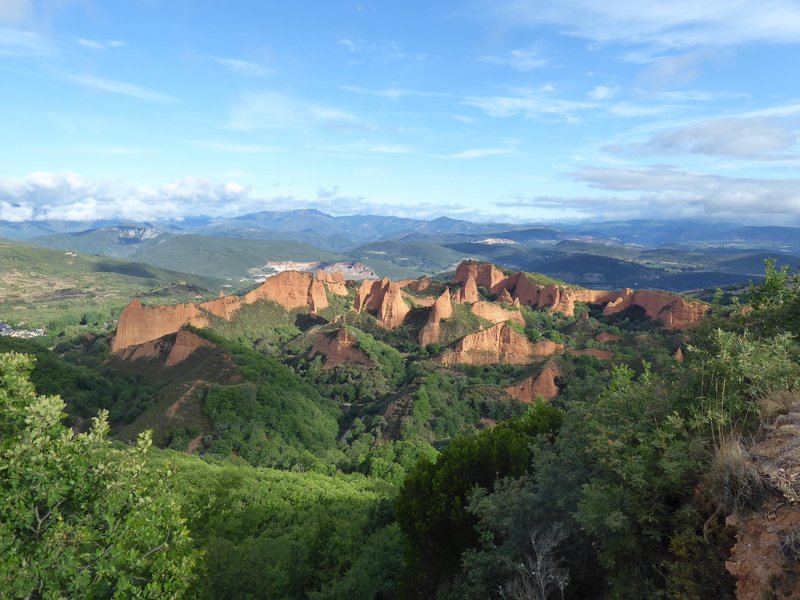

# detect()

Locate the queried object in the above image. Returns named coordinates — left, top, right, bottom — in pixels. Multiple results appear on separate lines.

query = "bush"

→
left=707, top=437, right=772, bottom=514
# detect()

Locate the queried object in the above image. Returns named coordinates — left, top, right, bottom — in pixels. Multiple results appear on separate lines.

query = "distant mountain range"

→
left=3, top=210, right=800, bottom=290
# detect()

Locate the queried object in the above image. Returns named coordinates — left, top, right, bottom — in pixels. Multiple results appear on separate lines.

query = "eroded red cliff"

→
left=440, top=322, right=563, bottom=366
left=505, top=362, right=561, bottom=403
left=309, top=328, right=372, bottom=368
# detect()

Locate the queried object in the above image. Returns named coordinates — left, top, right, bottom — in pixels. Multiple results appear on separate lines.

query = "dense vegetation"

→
left=2, top=260, right=800, bottom=598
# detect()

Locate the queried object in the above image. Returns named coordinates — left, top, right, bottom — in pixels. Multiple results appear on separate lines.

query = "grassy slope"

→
left=0, top=238, right=226, bottom=333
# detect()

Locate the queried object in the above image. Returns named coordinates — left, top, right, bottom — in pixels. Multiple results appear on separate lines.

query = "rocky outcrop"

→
left=419, top=289, right=453, bottom=346
left=454, top=261, right=507, bottom=294
left=406, top=277, right=432, bottom=293
left=675, top=347, right=685, bottom=363
left=505, top=362, right=561, bottom=403
left=316, top=271, right=348, bottom=296
left=471, top=301, right=525, bottom=326
left=454, top=276, right=480, bottom=304
left=354, top=278, right=410, bottom=329
left=112, top=300, right=209, bottom=353
left=440, top=323, right=563, bottom=366
left=309, top=328, right=372, bottom=368
left=498, top=289, right=514, bottom=304
left=113, top=270, right=344, bottom=353
left=245, top=270, right=329, bottom=313
left=166, top=330, right=214, bottom=366
left=601, top=289, right=709, bottom=329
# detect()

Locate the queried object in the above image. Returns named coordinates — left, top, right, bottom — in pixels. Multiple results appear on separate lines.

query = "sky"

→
left=1, top=0, right=800, bottom=225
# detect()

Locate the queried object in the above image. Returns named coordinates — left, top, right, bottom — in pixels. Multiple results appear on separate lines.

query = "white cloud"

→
left=206, top=56, right=273, bottom=77
left=587, top=85, right=617, bottom=100
left=449, top=148, right=512, bottom=159
left=0, top=27, right=56, bottom=56
left=486, top=1, right=800, bottom=48
left=63, top=73, right=179, bottom=103
left=0, top=0, right=31, bottom=24
left=229, top=91, right=362, bottom=131
left=78, top=38, right=125, bottom=51
left=339, top=85, right=446, bottom=99
left=0, top=173, right=252, bottom=222
left=478, top=47, right=548, bottom=71
left=194, top=140, right=278, bottom=154
left=623, top=116, right=798, bottom=158
left=573, top=165, right=800, bottom=216
left=462, top=91, right=596, bottom=120
left=336, top=38, right=426, bottom=62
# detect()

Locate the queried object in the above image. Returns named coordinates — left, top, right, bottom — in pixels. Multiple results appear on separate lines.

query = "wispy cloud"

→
left=0, top=0, right=31, bottom=24
left=206, top=56, right=274, bottom=77
left=339, top=85, right=446, bottom=99
left=78, top=38, right=125, bottom=51
left=477, top=46, right=548, bottom=71
left=194, top=140, right=278, bottom=154
left=336, top=38, right=426, bottom=62
left=63, top=73, right=179, bottom=103
left=462, top=91, right=596, bottom=120
left=229, top=90, right=362, bottom=131
left=0, top=27, right=56, bottom=56
left=449, top=147, right=513, bottom=159
left=485, top=1, right=800, bottom=49
left=587, top=85, right=617, bottom=100
left=611, top=116, right=799, bottom=159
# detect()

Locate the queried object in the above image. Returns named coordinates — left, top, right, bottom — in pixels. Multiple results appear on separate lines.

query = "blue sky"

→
left=1, top=0, right=800, bottom=224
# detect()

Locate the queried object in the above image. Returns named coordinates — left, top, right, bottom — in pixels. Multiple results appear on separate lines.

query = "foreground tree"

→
left=0, top=352, right=196, bottom=599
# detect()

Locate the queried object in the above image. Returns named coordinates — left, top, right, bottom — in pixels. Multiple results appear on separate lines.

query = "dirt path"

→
left=166, top=379, right=209, bottom=419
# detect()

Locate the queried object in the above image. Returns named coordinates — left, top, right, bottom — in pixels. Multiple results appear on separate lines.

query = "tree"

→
left=0, top=352, right=196, bottom=598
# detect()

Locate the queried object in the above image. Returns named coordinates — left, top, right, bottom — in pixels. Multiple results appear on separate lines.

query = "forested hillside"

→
left=2, top=259, right=800, bottom=598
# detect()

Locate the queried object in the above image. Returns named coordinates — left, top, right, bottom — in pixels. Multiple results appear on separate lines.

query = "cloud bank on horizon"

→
left=1, top=0, right=799, bottom=225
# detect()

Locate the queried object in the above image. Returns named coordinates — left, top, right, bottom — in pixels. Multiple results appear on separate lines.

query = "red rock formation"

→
left=455, top=275, right=480, bottom=304
left=166, top=330, right=214, bottom=366
left=354, top=278, right=410, bottom=329
left=111, top=300, right=209, bottom=353
left=419, top=289, right=453, bottom=346
left=596, top=332, right=622, bottom=344
left=309, top=328, right=372, bottom=368
left=601, top=289, right=709, bottom=329
left=440, top=323, right=562, bottom=365
left=316, top=271, right=348, bottom=296
left=454, top=261, right=507, bottom=294
left=675, top=347, right=685, bottom=363
left=471, top=301, right=525, bottom=326
left=200, top=293, right=243, bottom=320
left=406, top=277, right=432, bottom=293
left=498, top=289, right=514, bottom=304
left=378, top=283, right=411, bottom=329
left=244, top=271, right=329, bottom=312
left=505, top=362, right=561, bottom=403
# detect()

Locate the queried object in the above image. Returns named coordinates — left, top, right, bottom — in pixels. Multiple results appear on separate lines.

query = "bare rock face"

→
left=244, top=271, right=329, bottom=313
left=471, top=301, right=525, bottom=326
left=455, top=275, right=480, bottom=304
left=166, top=330, right=214, bottom=366
left=406, top=277, right=432, bottom=293
left=200, top=293, right=243, bottom=320
left=601, top=289, right=709, bottom=329
left=675, top=347, right=685, bottom=363
left=309, top=328, right=372, bottom=368
left=419, top=289, right=453, bottom=346
left=113, top=270, right=336, bottom=353
left=316, top=271, right=348, bottom=296
left=506, top=362, right=561, bottom=403
left=726, top=507, right=800, bottom=600
left=454, top=261, right=507, bottom=294
left=111, top=300, right=209, bottom=353
left=498, top=289, right=514, bottom=304
left=354, top=278, right=410, bottom=329
left=378, top=283, right=411, bottom=329
left=440, top=322, right=562, bottom=365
